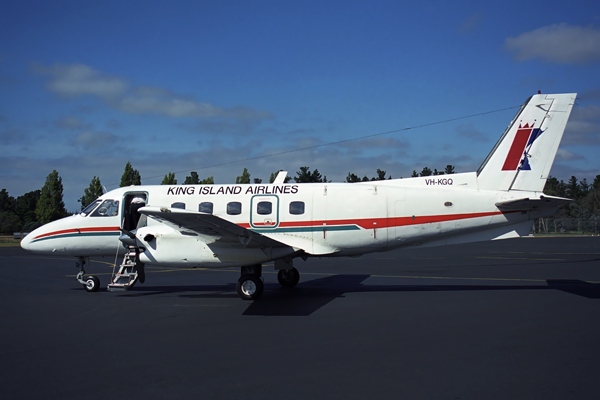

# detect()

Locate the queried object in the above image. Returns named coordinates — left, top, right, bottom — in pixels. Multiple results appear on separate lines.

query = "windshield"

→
left=81, top=200, right=102, bottom=216
left=90, top=200, right=120, bottom=217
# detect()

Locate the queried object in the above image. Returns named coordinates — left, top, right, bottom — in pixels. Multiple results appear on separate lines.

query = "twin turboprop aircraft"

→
left=21, top=93, right=577, bottom=300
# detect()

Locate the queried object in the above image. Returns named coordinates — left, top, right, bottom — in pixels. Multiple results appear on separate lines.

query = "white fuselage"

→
left=21, top=171, right=548, bottom=268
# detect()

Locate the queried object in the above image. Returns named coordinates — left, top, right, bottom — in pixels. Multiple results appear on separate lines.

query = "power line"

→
left=108, top=104, right=521, bottom=187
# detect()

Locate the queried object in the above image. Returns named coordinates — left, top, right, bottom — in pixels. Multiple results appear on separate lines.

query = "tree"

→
left=236, top=168, right=251, bottom=184
left=184, top=171, right=200, bottom=184
left=411, top=170, right=419, bottom=177
left=0, top=188, right=18, bottom=233
left=593, top=174, right=600, bottom=191
left=201, top=176, right=215, bottom=184
left=16, top=190, right=41, bottom=225
left=0, top=189, right=16, bottom=213
left=419, top=167, right=432, bottom=177
left=544, top=176, right=567, bottom=197
left=120, top=162, right=141, bottom=187
left=35, top=170, right=67, bottom=224
left=253, top=178, right=263, bottom=184
left=566, top=176, right=579, bottom=199
left=346, top=173, right=361, bottom=183
left=161, top=172, right=177, bottom=185
left=79, top=176, right=103, bottom=209
left=294, top=166, right=323, bottom=183
left=579, top=178, right=590, bottom=198
left=444, top=165, right=455, bottom=174
left=0, top=211, right=20, bottom=234
left=371, top=169, right=388, bottom=181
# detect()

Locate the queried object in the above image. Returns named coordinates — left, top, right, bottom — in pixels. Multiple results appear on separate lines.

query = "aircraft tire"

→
left=236, top=274, right=264, bottom=300
left=277, top=267, right=300, bottom=288
left=83, top=276, right=100, bottom=292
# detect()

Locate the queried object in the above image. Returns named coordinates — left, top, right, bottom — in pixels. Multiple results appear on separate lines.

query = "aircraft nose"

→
left=20, top=225, right=48, bottom=253
left=20, top=233, right=32, bottom=251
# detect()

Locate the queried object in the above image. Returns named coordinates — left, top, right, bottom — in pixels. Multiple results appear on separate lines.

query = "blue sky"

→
left=1, top=0, right=600, bottom=211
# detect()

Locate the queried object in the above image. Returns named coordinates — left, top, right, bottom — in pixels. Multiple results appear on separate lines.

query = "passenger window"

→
left=227, top=202, right=242, bottom=215
left=199, top=202, right=213, bottom=214
left=257, top=201, right=272, bottom=215
left=90, top=200, right=120, bottom=217
left=289, top=201, right=305, bottom=215
left=171, top=202, right=185, bottom=209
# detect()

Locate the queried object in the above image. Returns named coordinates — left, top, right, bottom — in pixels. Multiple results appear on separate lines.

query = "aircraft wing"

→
left=495, top=195, right=572, bottom=210
left=138, top=206, right=290, bottom=249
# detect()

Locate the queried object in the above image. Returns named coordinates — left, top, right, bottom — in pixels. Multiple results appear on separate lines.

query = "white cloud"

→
left=456, top=123, right=488, bottom=142
left=563, top=105, right=600, bottom=145
left=33, top=63, right=128, bottom=99
left=55, top=116, right=91, bottom=130
left=75, top=131, right=118, bottom=150
left=555, top=148, right=582, bottom=161
left=32, top=63, right=272, bottom=120
left=458, top=13, right=483, bottom=34
left=504, top=23, right=600, bottom=64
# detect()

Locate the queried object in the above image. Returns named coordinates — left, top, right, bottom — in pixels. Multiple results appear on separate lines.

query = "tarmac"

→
left=1, top=236, right=599, bottom=399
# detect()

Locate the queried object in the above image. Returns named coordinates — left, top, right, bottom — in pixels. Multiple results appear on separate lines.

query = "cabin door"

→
left=250, top=195, right=280, bottom=229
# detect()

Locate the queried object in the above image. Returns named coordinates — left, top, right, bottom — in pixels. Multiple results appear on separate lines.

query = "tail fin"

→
left=477, top=93, right=576, bottom=192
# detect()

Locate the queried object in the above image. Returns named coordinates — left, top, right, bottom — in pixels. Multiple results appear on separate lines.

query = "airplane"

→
left=21, top=92, right=577, bottom=300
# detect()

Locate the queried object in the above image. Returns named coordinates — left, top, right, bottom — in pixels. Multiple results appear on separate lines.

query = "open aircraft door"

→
left=122, top=191, right=149, bottom=231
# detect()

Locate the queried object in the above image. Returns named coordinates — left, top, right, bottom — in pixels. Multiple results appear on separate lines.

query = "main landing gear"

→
left=236, top=265, right=301, bottom=300
left=237, top=265, right=264, bottom=300
left=277, top=267, right=300, bottom=287
left=75, top=256, right=100, bottom=292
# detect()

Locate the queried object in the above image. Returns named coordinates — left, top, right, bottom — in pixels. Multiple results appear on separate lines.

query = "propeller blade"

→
left=135, top=262, right=145, bottom=283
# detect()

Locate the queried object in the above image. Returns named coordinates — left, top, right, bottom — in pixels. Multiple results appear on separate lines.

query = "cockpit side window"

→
left=81, top=200, right=102, bottom=216
left=90, top=200, right=120, bottom=217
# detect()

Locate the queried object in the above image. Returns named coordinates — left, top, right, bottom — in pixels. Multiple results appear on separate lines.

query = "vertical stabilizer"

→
left=476, top=93, right=576, bottom=192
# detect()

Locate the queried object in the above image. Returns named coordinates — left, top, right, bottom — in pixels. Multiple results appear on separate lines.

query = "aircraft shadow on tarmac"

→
left=113, top=274, right=600, bottom=316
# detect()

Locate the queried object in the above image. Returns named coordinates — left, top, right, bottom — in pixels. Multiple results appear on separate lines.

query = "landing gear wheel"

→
left=277, top=267, right=300, bottom=288
left=236, top=274, right=264, bottom=300
left=83, top=276, right=100, bottom=292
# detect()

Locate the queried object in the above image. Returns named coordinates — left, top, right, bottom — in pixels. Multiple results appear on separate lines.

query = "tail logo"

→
left=501, top=122, right=544, bottom=171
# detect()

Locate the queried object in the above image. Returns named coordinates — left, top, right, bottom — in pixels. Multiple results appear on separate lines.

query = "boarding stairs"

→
left=107, top=245, right=139, bottom=291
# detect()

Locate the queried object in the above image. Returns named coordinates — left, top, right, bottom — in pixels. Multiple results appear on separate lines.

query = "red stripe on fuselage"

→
left=240, top=211, right=511, bottom=230
left=33, top=226, right=121, bottom=240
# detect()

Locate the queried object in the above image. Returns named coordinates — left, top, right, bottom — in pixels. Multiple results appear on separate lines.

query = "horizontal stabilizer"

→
left=495, top=195, right=572, bottom=211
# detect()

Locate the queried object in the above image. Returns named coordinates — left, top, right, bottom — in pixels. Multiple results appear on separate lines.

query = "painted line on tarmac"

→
left=476, top=256, right=565, bottom=261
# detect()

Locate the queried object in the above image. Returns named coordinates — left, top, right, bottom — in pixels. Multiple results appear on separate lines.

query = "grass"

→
left=0, top=236, right=22, bottom=247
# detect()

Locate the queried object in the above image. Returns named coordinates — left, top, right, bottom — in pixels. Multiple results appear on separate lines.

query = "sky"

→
left=1, top=0, right=600, bottom=211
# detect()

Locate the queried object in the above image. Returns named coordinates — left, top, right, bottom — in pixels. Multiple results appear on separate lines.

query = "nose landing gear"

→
left=75, top=256, right=100, bottom=292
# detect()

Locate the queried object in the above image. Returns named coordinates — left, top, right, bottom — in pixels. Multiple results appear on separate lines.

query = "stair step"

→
left=107, top=283, right=130, bottom=291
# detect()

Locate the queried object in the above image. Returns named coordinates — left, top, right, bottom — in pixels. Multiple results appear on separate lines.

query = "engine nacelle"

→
left=135, top=225, right=294, bottom=268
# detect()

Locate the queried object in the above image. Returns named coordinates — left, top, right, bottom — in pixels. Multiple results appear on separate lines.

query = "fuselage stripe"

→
left=245, top=210, right=512, bottom=233
left=30, top=210, right=514, bottom=241
left=31, top=227, right=121, bottom=242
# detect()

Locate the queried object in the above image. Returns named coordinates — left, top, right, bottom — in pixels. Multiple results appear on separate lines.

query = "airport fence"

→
left=532, top=217, right=600, bottom=235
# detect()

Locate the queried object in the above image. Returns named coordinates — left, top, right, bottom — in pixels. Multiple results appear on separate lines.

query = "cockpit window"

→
left=90, top=200, right=120, bottom=217
left=81, top=200, right=102, bottom=216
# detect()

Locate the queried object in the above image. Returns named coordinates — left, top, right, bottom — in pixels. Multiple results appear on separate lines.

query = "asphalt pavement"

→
left=1, top=236, right=599, bottom=399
